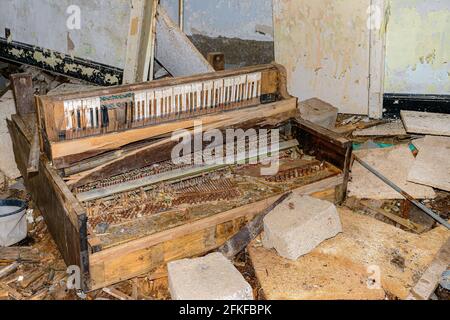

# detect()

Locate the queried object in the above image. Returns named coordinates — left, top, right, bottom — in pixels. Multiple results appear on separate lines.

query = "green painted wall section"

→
left=385, top=0, right=450, bottom=95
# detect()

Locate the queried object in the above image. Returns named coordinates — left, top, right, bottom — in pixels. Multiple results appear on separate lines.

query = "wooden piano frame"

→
left=8, top=64, right=352, bottom=292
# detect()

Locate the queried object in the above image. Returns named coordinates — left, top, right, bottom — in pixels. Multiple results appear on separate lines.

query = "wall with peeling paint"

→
left=0, top=0, right=130, bottom=68
left=0, top=0, right=273, bottom=70
left=385, top=0, right=450, bottom=95
left=273, top=0, right=373, bottom=115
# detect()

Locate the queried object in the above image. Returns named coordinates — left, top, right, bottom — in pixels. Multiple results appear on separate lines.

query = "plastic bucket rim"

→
left=0, top=199, right=27, bottom=218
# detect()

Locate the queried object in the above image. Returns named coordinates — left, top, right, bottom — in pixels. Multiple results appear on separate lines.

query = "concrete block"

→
left=298, top=98, right=338, bottom=129
left=168, top=252, right=254, bottom=300
left=263, top=194, right=342, bottom=260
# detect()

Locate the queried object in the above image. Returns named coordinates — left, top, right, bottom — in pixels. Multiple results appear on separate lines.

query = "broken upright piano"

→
left=8, top=63, right=352, bottom=291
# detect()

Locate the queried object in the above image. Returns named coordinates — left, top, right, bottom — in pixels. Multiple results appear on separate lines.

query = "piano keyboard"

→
left=60, top=72, right=262, bottom=140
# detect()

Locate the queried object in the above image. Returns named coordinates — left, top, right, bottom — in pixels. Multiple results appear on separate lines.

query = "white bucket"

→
left=0, top=199, right=28, bottom=247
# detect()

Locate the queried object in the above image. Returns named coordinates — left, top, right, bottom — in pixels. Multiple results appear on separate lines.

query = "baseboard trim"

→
left=0, top=38, right=123, bottom=86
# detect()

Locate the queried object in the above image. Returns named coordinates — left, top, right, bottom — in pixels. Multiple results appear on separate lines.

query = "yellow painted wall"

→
left=385, top=0, right=450, bottom=94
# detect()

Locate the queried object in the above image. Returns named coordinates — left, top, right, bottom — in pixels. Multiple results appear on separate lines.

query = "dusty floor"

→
left=0, top=177, right=448, bottom=300
left=0, top=71, right=448, bottom=300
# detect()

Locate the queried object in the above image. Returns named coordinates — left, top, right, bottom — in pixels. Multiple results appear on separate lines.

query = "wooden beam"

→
left=26, top=129, right=40, bottom=174
left=123, top=0, right=158, bottom=84
left=0, top=262, right=19, bottom=280
left=368, top=0, right=387, bottom=119
left=10, top=73, right=35, bottom=115
left=406, top=238, right=450, bottom=300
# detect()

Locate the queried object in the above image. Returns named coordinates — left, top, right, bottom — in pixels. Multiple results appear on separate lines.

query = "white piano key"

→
left=213, top=79, right=223, bottom=107
left=173, top=86, right=182, bottom=114
left=203, top=81, right=213, bottom=108
left=163, top=88, right=172, bottom=116
left=193, top=83, right=202, bottom=110
left=155, top=90, right=163, bottom=118
left=64, top=100, right=73, bottom=130
left=183, top=85, right=191, bottom=113
left=147, top=90, right=155, bottom=118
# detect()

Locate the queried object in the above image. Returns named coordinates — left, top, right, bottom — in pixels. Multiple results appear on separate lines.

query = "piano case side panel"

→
left=7, top=115, right=90, bottom=291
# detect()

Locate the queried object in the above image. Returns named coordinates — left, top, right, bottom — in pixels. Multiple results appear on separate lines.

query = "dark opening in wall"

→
left=189, top=34, right=274, bottom=69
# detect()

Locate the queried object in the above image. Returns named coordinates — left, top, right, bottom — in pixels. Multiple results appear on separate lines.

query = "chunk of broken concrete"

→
left=168, top=252, right=254, bottom=300
left=263, top=194, right=342, bottom=260
left=298, top=98, right=338, bottom=129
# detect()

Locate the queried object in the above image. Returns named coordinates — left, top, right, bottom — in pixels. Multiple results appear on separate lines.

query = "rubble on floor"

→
left=263, top=194, right=342, bottom=260
left=249, top=208, right=449, bottom=300
left=0, top=101, right=448, bottom=300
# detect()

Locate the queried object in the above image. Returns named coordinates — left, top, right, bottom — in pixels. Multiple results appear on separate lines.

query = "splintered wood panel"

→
left=248, top=209, right=450, bottom=300
left=408, top=136, right=450, bottom=192
left=7, top=116, right=86, bottom=271
left=348, top=145, right=436, bottom=200
left=401, top=111, right=450, bottom=136
left=273, top=0, right=372, bottom=115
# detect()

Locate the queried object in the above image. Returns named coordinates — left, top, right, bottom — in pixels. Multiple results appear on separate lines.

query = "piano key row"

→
left=132, top=72, right=262, bottom=121
left=63, top=72, right=262, bottom=131
left=63, top=98, right=101, bottom=130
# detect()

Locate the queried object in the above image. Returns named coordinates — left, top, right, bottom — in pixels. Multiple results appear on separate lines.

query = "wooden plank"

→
left=50, top=97, right=297, bottom=166
left=19, top=270, right=46, bottom=289
left=26, top=129, right=40, bottom=174
left=407, top=136, right=450, bottom=192
left=123, top=0, right=158, bottom=83
left=102, top=287, right=133, bottom=300
left=368, top=0, right=387, bottom=119
left=88, top=176, right=342, bottom=290
left=359, top=200, right=427, bottom=234
left=0, top=247, right=41, bottom=263
left=155, top=6, right=214, bottom=77
left=401, top=110, right=450, bottom=136
left=7, top=116, right=90, bottom=291
left=406, top=238, right=450, bottom=300
left=10, top=73, right=35, bottom=115
left=0, top=283, right=23, bottom=300
left=0, top=262, right=19, bottom=280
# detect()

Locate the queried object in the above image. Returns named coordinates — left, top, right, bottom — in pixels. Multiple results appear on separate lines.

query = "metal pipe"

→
left=354, top=155, right=450, bottom=230
left=178, top=0, right=184, bottom=31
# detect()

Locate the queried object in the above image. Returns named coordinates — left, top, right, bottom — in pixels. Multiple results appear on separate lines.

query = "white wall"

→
left=0, top=0, right=274, bottom=69
left=0, top=0, right=131, bottom=68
